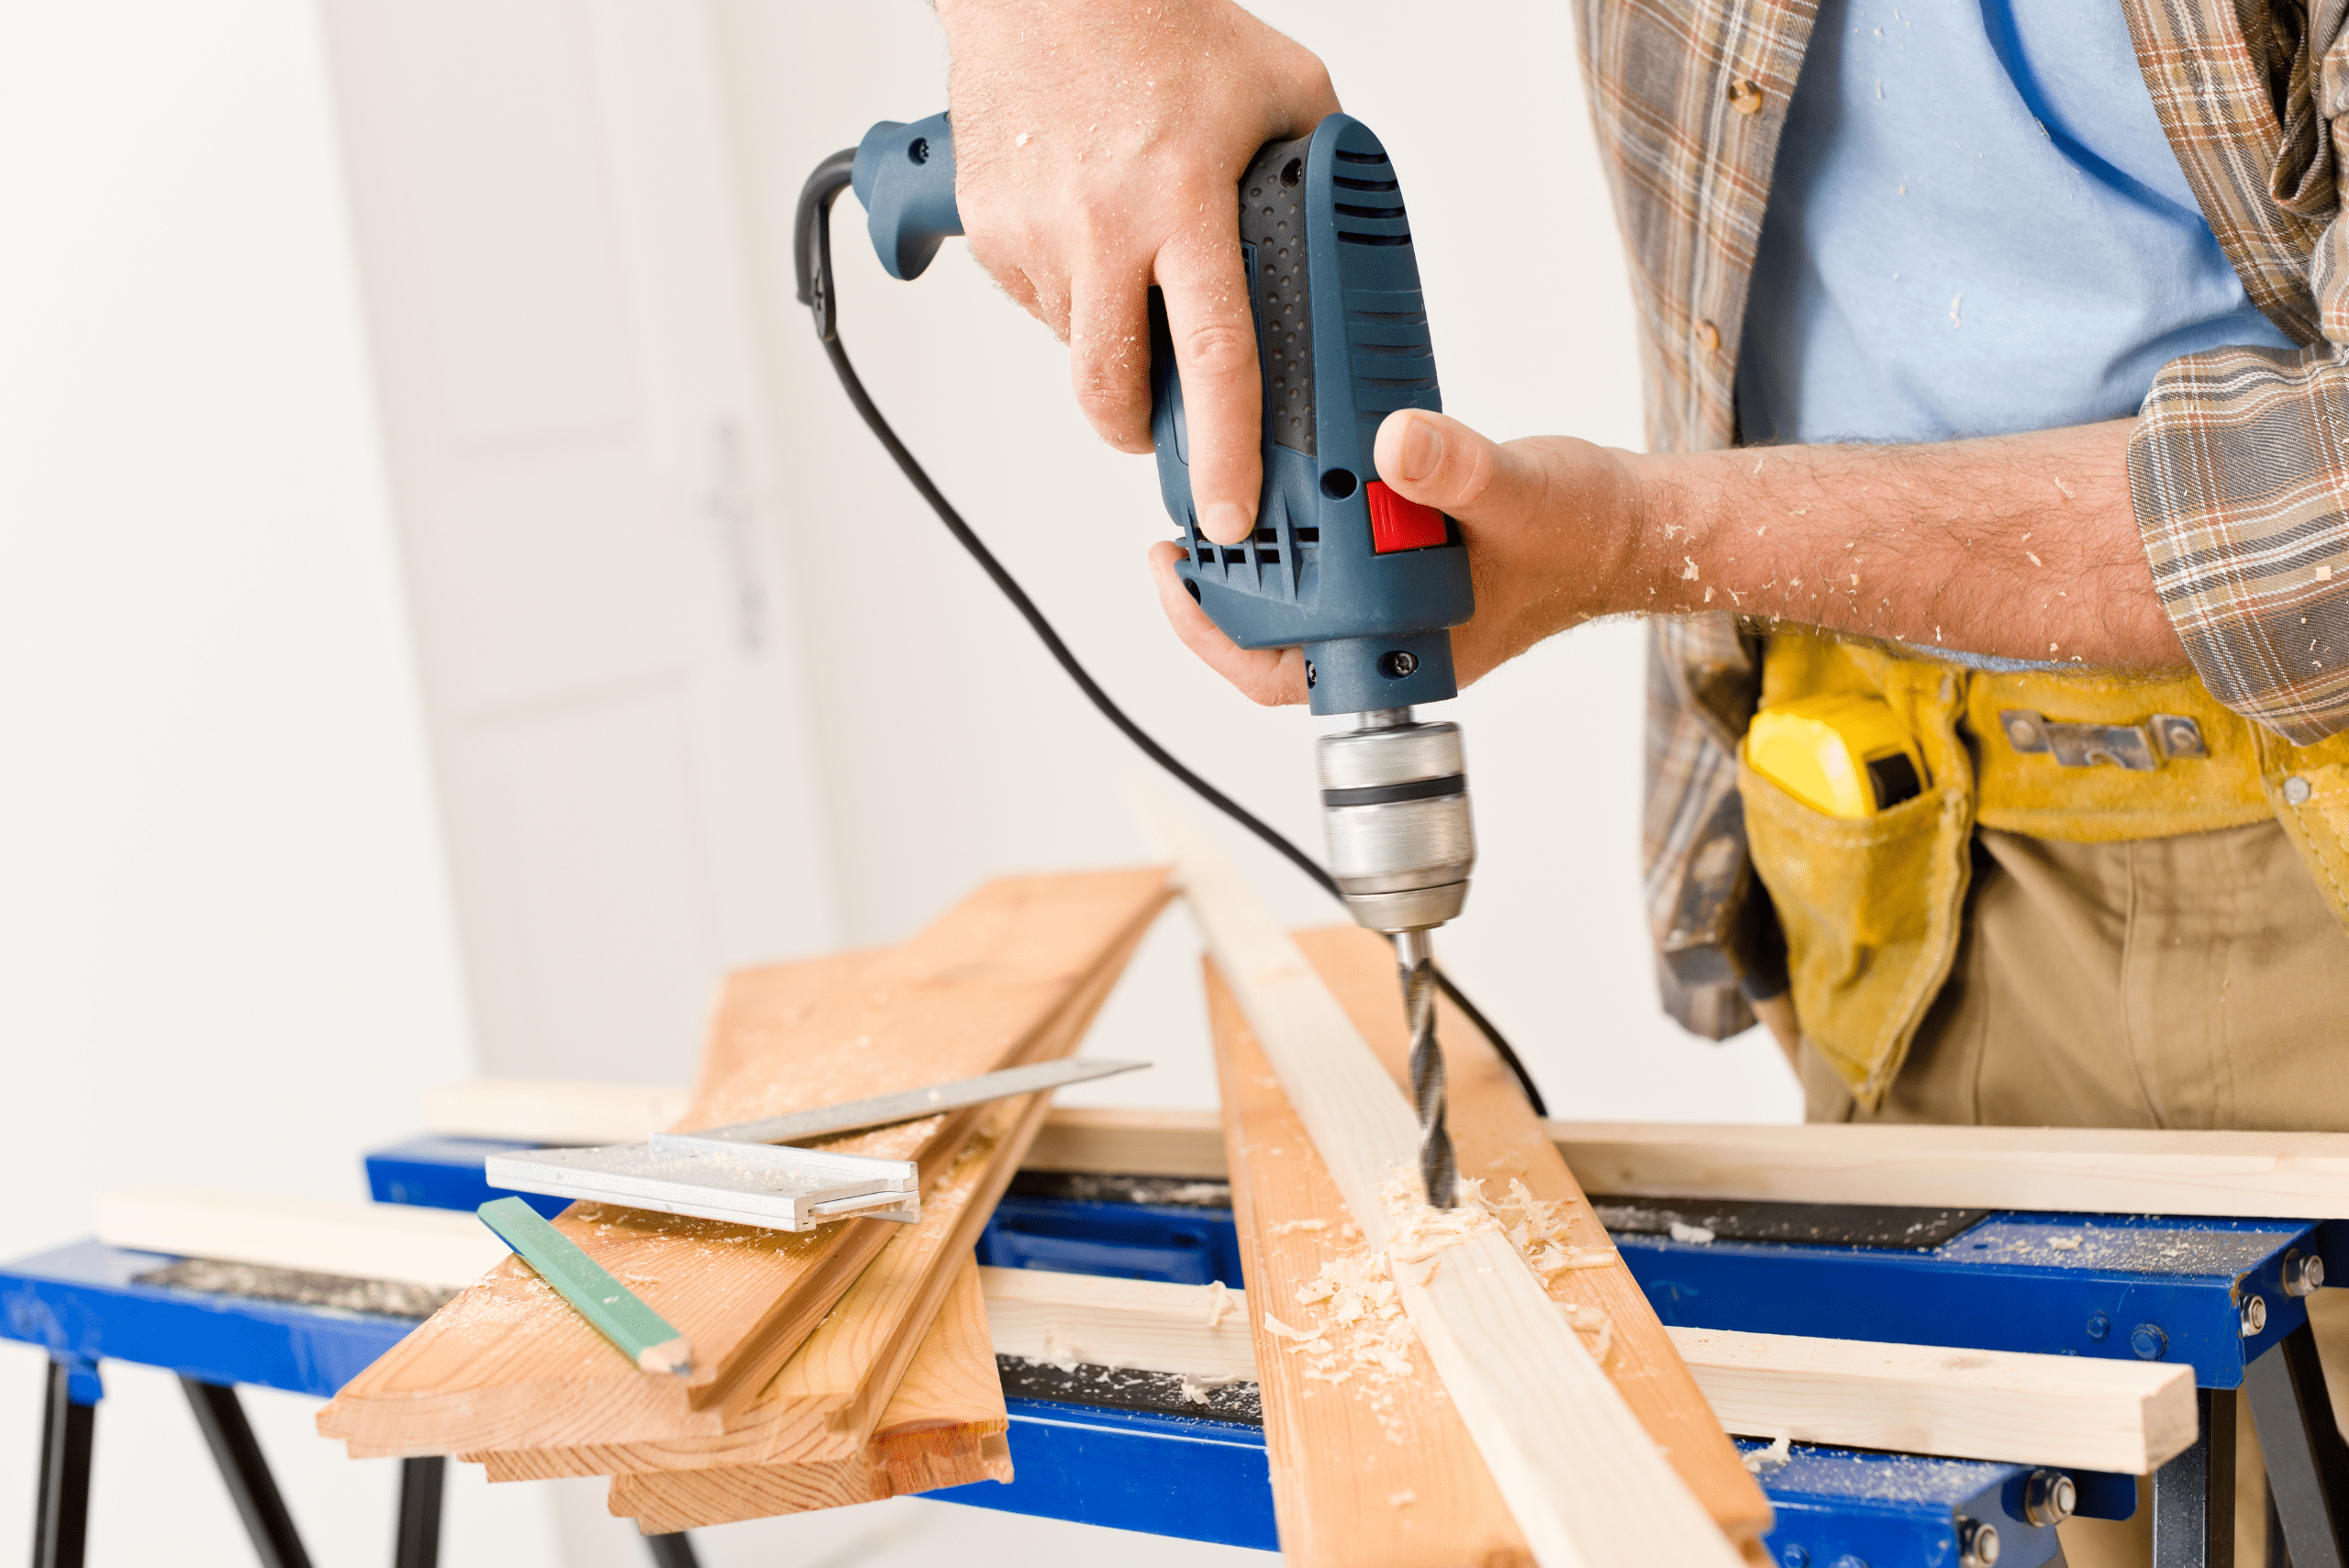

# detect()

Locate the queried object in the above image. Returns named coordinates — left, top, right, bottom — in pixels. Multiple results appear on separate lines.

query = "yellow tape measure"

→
left=1746, top=695, right=1927, bottom=818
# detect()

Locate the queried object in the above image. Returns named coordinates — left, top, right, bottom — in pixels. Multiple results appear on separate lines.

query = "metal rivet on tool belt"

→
left=2241, top=1295, right=2268, bottom=1337
left=2285, top=774, right=2314, bottom=805
left=1729, top=78, right=1765, bottom=114
left=1696, top=319, right=1721, bottom=353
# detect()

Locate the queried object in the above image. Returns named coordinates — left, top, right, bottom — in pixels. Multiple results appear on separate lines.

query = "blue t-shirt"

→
left=1736, top=0, right=2294, bottom=448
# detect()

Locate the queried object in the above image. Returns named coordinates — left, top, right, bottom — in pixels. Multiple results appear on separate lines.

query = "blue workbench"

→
left=8, top=1135, right=2347, bottom=1568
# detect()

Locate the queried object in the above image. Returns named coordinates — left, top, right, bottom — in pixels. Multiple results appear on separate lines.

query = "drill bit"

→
left=1398, top=929, right=1456, bottom=1207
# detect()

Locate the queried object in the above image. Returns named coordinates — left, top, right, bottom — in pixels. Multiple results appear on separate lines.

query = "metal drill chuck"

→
left=1316, top=710, right=1475, bottom=934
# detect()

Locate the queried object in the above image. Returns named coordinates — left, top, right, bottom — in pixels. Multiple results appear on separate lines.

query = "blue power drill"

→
left=818, top=111, right=1476, bottom=1205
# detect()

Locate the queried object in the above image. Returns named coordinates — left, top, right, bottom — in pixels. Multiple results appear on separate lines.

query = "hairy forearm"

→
left=1627, top=419, right=2184, bottom=667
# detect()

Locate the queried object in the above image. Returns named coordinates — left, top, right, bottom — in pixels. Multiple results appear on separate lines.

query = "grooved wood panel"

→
left=607, top=1259, right=1014, bottom=1534
left=317, top=870, right=1169, bottom=1459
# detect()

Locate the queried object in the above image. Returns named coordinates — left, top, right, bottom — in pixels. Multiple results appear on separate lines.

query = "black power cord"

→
left=794, top=149, right=1547, bottom=1118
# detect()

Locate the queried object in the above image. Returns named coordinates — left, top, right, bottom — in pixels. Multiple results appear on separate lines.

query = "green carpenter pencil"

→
left=475, top=1196, right=692, bottom=1375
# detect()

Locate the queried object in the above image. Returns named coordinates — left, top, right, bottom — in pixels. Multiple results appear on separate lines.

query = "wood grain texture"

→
left=969, top=1267, right=2199, bottom=1475
left=1210, top=971, right=1530, bottom=1568
left=423, top=1079, right=695, bottom=1145
left=1669, top=1326, right=2197, bottom=1473
left=607, top=1259, right=1013, bottom=1533
left=1548, top=1121, right=2349, bottom=1219
left=1166, top=770, right=1765, bottom=1568
left=95, top=1188, right=506, bottom=1290
left=1021, top=1106, right=1228, bottom=1178
left=979, top=1265, right=1257, bottom=1382
left=1296, top=929, right=1771, bottom=1551
left=317, top=869, right=1170, bottom=1459
left=472, top=1068, right=1063, bottom=1479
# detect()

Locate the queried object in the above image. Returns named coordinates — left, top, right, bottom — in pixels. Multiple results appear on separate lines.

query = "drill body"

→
left=851, top=111, right=1477, bottom=1199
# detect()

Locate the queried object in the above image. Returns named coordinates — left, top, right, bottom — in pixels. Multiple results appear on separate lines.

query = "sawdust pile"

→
left=1262, top=1171, right=1623, bottom=1440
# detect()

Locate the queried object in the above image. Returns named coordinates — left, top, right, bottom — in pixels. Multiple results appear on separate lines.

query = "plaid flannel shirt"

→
left=1581, top=0, right=2349, bottom=1039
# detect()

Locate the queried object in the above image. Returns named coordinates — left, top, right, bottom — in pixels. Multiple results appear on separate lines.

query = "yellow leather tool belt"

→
left=1742, top=631, right=2349, bottom=1109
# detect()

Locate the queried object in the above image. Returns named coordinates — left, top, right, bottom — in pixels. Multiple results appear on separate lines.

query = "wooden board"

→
left=1670, top=1325, right=2196, bottom=1474
left=423, top=1079, right=695, bottom=1145
left=95, top=1188, right=506, bottom=1291
left=979, top=1265, right=1257, bottom=1382
left=1548, top=1120, right=2349, bottom=1219
left=607, top=1259, right=1013, bottom=1534
left=1211, top=971, right=1528, bottom=1566
left=1290, top=929, right=1772, bottom=1542
left=317, top=869, right=1170, bottom=1459
left=1164, top=776, right=1766, bottom=1568
left=971, top=1266, right=2198, bottom=1475
left=1021, top=1106, right=1228, bottom=1179
left=467, top=990, right=1097, bottom=1482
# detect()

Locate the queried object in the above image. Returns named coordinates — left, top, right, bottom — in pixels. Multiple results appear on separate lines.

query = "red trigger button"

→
left=1366, top=482, right=1449, bottom=552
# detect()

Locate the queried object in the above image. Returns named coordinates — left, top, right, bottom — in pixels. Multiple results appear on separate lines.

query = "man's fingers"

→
left=1155, top=237, right=1264, bottom=544
left=1147, top=542, right=1308, bottom=705
left=1373, top=409, right=1548, bottom=521
left=1067, top=261, right=1156, bottom=454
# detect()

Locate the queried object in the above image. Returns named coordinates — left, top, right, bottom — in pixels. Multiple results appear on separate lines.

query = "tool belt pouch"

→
left=1740, top=634, right=1974, bottom=1109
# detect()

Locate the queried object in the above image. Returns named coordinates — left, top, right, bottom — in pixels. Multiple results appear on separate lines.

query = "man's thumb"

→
left=1373, top=409, right=1525, bottom=517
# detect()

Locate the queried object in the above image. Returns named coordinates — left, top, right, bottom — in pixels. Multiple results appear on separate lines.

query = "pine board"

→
left=608, top=1259, right=1013, bottom=1533
left=317, top=869, right=1169, bottom=1458
left=95, top=1188, right=506, bottom=1291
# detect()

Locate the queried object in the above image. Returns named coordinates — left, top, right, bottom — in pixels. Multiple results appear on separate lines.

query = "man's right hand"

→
left=935, top=0, right=1338, bottom=545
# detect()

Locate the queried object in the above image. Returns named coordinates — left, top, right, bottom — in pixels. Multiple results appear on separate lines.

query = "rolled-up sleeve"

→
left=2128, top=342, right=2349, bottom=745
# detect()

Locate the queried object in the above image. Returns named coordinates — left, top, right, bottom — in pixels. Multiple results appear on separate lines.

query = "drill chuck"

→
left=1317, top=711, right=1475, bottom=933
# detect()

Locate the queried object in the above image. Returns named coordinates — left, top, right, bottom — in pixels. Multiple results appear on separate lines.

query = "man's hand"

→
left=1148, top=406, right=2185, bottom=705
left=937, top=0, right=1337, bottom=544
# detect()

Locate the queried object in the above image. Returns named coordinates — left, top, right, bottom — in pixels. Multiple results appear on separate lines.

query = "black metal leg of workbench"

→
left=393, top=1456, right=443, bottom=1568
left=179, top=1377, right=312, bottom=1568
left=2246, top=1323, right=2349, bottom=1568
left=33, top=1361, right=94, bottom=1568
left=643, top=1531, right=700, bottom=1567
left=2154, top=1386, right=2237, bottom=1568
left=2271, top=1492, right=2292, bottom=1568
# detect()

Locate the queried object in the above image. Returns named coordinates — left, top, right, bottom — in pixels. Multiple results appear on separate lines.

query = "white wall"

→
left=712, top=0, right=1804, bottom=1125
left=0, top=4, right=563, bottom=1563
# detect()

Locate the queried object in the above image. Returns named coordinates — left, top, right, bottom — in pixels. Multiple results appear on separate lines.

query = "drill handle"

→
left=852, top=114, right=963, bottom=282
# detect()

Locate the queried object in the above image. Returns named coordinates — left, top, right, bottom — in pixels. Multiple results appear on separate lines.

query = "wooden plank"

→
left=969, top=1266, right=2199, bottom=1475
left=615, top=1262, right=1013, bottom=1533
left=1670, top=1326, right=2197, bottom=1474
left=95, top=1188, right=506, bottom=1290
left=1548, top=1120, right=2349, bottom=1219
left=1022, top=1106, right=1228, bottom=1178
left=608, top=1259, right=1012, bottom=1534
left=1019, top=1112, right=2349, bottom=1229
left=979, top=1265, right=1256, bottom=1382
left=423, top=1078, right=694, bottom=1145
left=1293, top=929, right=1771, bottom=1543
left=1162, top=774, right=1762, bottom=1568
left=467, top=967, right=1106, bottom=1482
left=317, top=869, right=1170, bottom=1459
left=1210, top=970, right=1531, bottom=1567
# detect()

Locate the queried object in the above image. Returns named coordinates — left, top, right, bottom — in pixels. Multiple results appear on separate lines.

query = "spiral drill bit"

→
left=1398, top=929, right=1456, bottom=1207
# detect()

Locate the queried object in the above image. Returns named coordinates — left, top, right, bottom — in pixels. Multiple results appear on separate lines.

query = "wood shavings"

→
left=1387, top=1488, right=1419, bottom=1507
left=1682, top=556, right=1701, bottom=580
left=1742, top=1432, right=1793, bottom=1473
left=1668, top=1220, right=1717, bottom=1245
left=1204, top=1278, right=1236, bottom=1329
left=1261, top=1310, right=1317, bottom=1341
left=1269, top=1218, right=1328, bottom=1236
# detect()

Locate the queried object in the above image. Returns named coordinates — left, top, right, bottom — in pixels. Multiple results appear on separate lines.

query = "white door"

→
left=317, top=0, right=839, bottom=1082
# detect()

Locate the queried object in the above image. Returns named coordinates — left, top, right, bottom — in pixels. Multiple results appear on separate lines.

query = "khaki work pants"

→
left=1802, top=820, right=2349, bottom=1567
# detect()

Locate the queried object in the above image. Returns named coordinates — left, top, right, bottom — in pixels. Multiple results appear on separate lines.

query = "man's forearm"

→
left=1631, top=418, right=2184, bottom=667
